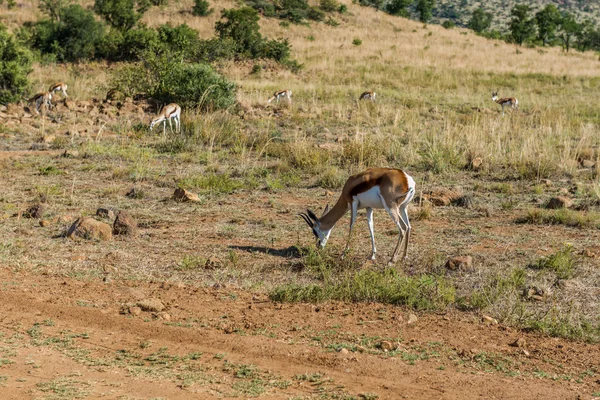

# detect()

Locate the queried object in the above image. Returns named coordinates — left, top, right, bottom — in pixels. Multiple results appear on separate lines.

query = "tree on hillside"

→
left=215, top=7, right=264, bottom=57
left=416, top=0, right=435, bottom=23
left=535, top=4, right=560, bottom=46
left=93, top=0, right=150, bottom=31
left=509, top=4, right=535, bottom=46
left=0, top=23, right=33, bottom=104
left=575, top=19, right=597, bottom=52
left=467, top=8, right=492, bottom=33
left=558, top=12, right=581, bottom=52
left=38, top=0, right=72, bottom=21
left=385, top=0, right=413, bottom=17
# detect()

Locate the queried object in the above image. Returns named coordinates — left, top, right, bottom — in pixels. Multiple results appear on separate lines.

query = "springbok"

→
left=300, top=168, right=416, bottom=265
left=149, top=103, right=181, bottom=134
left=492, top=89, right=518, bottom=116
left=267, top=89, right=292, bottom=104
left=359, top=91, right=376, bottom=101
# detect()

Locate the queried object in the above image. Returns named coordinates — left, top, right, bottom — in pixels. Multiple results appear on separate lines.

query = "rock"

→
left=470, top=157, right=483, bottom=171
left=523, top=286, right=547, bottom=301
left=581, top=160, right=596, bottom=168
left=379, top=341, right=395, bottom=351
left=540, top=179, right=552, bottom=186
left=546, top=196, right=573, bottom=209
left=423, top=188, right=463, bottom=207
left=96, top=208, right=116, bottom=220
left=445, top=256, right=473, bottom=271
left=129, top=306, right=142, bottom=316
left=452, top=195, right=473, bottom=209
left=157, top=312, right=171, bottom=321
left=173, top=187, right=200, bottom=203
left=482, top=315, right=498, bottom=324
left=510, top=338, right=527, bottom=348
left=137, top=298, right=165, bottom=312
left=103, top=276, right=112, bottom=284
left=39, top=219, right=50, bottom=227
left=407, top=313, right=418, bottom=325
left=339, top=348, right=349, bottom=354
left=126, top=187, right=143, bottom=199
left=113, top=211, right=138, bottom=236
left=24, top=204, right=45, bottom=219
left=204, top=256, right=222, bottom=270
left=67, top=217, right=113, bottom=241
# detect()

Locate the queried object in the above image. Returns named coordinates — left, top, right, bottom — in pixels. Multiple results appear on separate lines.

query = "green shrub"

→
left=319, top=0, right=338, bottom=12
left=0, top=23, right=33, bottom=104
left=442, top=20, right=455, bottom=29
left=192, top=0, right=213, bottom=16
left=215, top=7, right=264, bottom=57
left=307, top=7, right=326, bottom=21
left=530, top=246, right=576, bottom=279
left=93, top=0, right=150, bottom=31
left=114, top=25, right=159, bottom=60
left=352, top=37, right=362, bottom=46
left=25, top=5, right=106, bottom=62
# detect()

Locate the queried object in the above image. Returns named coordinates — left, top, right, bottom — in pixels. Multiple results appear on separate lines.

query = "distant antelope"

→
left=149, top=103, right=181, bottom=134
left=49, top=82, right=68, bottom=98
left=27, top=92, right=53, bottom=114
left=299, top=168, right=416, bottom=265
left=359, top=91, right=376, bottom=101
left=267, top=89, right=292, bottom=104
left=492, top=89, right=518, bottom=116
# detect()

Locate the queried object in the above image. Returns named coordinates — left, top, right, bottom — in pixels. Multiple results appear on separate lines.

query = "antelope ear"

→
left=322, top=204, right=330, bottom=217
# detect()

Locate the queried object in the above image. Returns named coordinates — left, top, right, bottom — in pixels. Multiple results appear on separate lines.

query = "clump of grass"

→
left=529, top=245, right=576, bottom=280
left=317, top=166, right=346, bottom=189
left=270, top=267, right=455, bottom=311
left=177, top=173, right=242, bottom=195
left=520, top=209, right=600, bottom=229
left=460, top=268, right=526, bottom=311
left=38, top=166, right=62, bottom=176
left=176, top=255, right=205, bottom=270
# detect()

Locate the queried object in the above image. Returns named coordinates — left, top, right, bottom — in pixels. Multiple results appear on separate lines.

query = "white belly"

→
left=354, top=186, right=385, bottom=209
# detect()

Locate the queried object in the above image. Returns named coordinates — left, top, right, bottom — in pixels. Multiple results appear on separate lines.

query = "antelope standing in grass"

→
left=359, top=91, right=376, bottom=101
left=299, top=168, right=416, bottom=265
left=49, top=82, right=68, bottom=98
left=149, top=103, right=181, bottom=134
left=267, top=89, right=292, bottom=104
left=492, top=89, right=518, bottom=116
left=27, top=92, right=53, bottom=114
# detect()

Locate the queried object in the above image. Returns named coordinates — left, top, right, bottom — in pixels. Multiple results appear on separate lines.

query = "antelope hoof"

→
left=370, top=254, right=376, bottom=261
left=387, top=259, right=396, bottom=266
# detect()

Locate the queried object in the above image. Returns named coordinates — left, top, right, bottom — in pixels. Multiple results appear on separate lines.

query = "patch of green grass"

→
left=39, top=165, right=63, bottom=176
left=520, top=209, right=600, bottom=229
left=176, top=255, right=205, bottom=270
left=177, top=173, right=242, bottom=195
left=36, top=377, right=91, bottom=399
left=459, top=268, right=526, bottom=311
left=529, top=246, right=576, bottom=279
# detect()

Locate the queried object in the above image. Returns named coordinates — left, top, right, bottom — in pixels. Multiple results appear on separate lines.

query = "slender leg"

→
left=380, top=196, right=405, bottom=265
left=176, top=116, right=181, bottom=132
left=366, top=208, right=376, bottom=260
left=399, top=204, right=412, bottom=260
left=162, top=120, right=166, bottom=136
left=342, top=199, right=359, bottom=259
left=168, top=117, right=173, bottom=133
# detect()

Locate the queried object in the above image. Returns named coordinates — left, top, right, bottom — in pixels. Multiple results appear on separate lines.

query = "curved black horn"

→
left=306, top=209, right=319, bottom=222
left=298, top=213, right=313, bottom=227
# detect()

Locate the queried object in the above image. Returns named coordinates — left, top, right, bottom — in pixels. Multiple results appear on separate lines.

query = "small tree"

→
left=385, top=0, right=413, bottom=17
left=319, top=0, right=338, bottom=12
left=38, top=0, right=72, bottom=21
left=416, top=0, right=435, bottom=23
left=467, top=8, right=492, bottom=33
left=509, top=4, right=535, bottom=46
left=575, top=19, right=596, bottom=52
left=558, top=12, right=581, bottom=52
left=215, top=7, right=263, bottom=57
left=535, top=4, right=560, bottom=46
left=93, top=0, right=150, bottom=31
left=192, top=0, right=212, bottom=16
left=0, top=23, right=33, bottom=104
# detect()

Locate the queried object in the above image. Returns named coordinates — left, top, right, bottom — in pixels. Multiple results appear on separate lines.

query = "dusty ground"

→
left=1, top=98, right=599, bottom=399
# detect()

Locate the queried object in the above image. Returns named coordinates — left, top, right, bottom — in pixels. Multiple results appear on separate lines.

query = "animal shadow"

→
left=228, top=245, right=302, bottom=259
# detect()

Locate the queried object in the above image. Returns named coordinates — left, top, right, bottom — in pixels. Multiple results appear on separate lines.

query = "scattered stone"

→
left=522, top=349, right=530, bottom=356
left=407, top=313, right=418, bottom=325
left=581, top=160, right=596, bottom=168
left=204, top=256, right=222, bottom=270
left=445, top=256, right=473, bottom=271
left=510, top=338, right=527, bottom=348
left=129, top=306, right=142, bottom=316
left=540, top=179, right=552, bottom=186
left=137, top=298, right=165, bottom=312
left=339, top=348, right=349, bottom=355
left=546, top=196, right=573, bottom=209
left=67, top=217, right=113, bottom=241
left=96, top=208, right=116, bottom=221
left=24, top=204, right=45, bottom=219
left=470, top=157, right=484, bottom=171
left=452, top=195, right=473, bottom=209
left=103, top=276, right=112, bottom=284
left=157, top=312, right=171, bottom=321
left=223, top=325, right=234, bottom=334
left=126, top=187, right=143, bottom=199
left=379, top=341, right=395, bottom=351
left=39, top=219, right=50, bottom=227
left=173, top=187, right=200, bottom=203
left=113, top=211, right=138, bottom=236
left=482, top=315, right=498, bottom=325
left=523, top=286, right=547, bottom=302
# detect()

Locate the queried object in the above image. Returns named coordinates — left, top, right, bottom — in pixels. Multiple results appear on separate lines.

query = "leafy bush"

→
left=192, top=0, right=213, bottom=16
left=93, top=0, right=150, bottom=31
left=319, top=0, right=338, bottom=12
left=25, top=5, right=106, bottom=62
left=442, top=20, right=455, bottom=29
left=352, top=37, right=362, bottom=46
left=112, top=50, right=237, bottom=111
left=307, top=7, right=326, bottom=21
left=0, top=23, right=33, bottom=104
left=216, top=7, right=264, bottom=57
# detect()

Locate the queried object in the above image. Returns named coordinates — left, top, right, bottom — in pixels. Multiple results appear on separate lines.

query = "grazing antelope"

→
left=491, top=89, right=518, bottom=116
left=27, top=92, right=53, bottom=114
left=267, top=89, right=292, bottom=104
left=359, top=91, right=376, bottom=101
left=149, top=103, right=181, bottom=134
left=49, top=82, right=68, bottom=98
left=299, top=168, right=416, bottom=265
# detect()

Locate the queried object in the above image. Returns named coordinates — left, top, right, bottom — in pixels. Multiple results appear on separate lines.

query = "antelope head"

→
left=299, top=205, right=331, bottom=248
left=491, top=90, right=498, bottom=101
